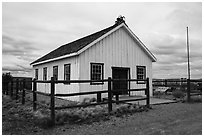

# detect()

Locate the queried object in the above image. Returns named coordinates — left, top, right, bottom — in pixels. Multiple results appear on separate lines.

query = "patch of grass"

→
left=183, top=96, right=202, bottom=103
left=54, top=104, right=149, bottom=126
left=191, top=96, right=202, bottom=103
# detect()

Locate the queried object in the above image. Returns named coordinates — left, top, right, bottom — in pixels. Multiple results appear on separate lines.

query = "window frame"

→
left=53, top=66, right=58, bottom=81
left=64, top=64, right=71, bottom=84
left=35, top=69, right=38, bottom=80
left=136, top=66, right=146, bottom=84
left=90, top=63, right=104, bottom=85
left=43, top=67, right=47, bottom=81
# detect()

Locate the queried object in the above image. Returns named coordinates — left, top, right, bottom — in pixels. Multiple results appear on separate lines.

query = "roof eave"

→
left=31, top=52, right=78, bottom=66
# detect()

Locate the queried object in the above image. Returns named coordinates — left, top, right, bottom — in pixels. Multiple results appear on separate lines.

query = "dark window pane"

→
left=91, top=63, right=103, bottom=83
left=137, top=66, right=146, bottom=82
left=35, top=69, right=38, bottom=80
left=53, top=66, right=58, bottom=80
left=43, top=67, right=47, bottom=81
left=64, top=64, right=71, bottom=81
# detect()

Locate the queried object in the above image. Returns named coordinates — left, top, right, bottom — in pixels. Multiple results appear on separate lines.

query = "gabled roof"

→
left=31, top=23, right=121, bottom=65
left=31, top=20, right=156, bottom=65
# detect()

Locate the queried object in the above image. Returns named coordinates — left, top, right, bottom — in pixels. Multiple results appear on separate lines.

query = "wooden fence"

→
left=2, top=77, right=150, bottom=125
left=153, top=79, right=202, bottom=101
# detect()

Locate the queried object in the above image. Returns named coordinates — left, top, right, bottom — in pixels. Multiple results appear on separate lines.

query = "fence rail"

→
left=152, top=79, right=202, bottom=100
left=3, top=77, right=150, bottom=126
left=153, top=79, right=201, bottom=84
left=55, top=90, right=108, bottom=97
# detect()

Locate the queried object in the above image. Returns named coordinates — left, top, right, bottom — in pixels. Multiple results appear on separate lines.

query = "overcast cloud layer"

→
left=2, top=2, right=202, bottom=79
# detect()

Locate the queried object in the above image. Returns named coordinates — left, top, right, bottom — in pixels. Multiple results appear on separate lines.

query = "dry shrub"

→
left=82, top=98, right=91, bottom=104
left=37, top=116, right=53, bottom=128
left=34, top=110, right=53, bottom=128
left=153, top=91, right=165, bottom=98
left=55, top=111, right=82, bottom=124
left=55, top=111, right=71, bottom=125
left=172, top=90, right=185, bottom=98
left=80, top=97, right=97, bottom=105
left=90, top=97, right=97, bottom=103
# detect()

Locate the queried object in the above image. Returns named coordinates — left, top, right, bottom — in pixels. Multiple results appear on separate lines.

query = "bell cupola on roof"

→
left=115, top=15, right=125, bottom=25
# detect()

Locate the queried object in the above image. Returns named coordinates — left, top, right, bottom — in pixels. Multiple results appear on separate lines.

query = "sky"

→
left=2, top=2, right=202, bottom=79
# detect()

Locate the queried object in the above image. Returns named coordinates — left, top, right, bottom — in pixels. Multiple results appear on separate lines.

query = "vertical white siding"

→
left=33, top=56, right=80, bottom=101
left=78, top=26, right=153, bottom=101
left=32, top=26, right=154, bottom=102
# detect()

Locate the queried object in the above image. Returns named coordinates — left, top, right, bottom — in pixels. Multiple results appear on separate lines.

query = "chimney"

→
left=115, top=15, right=125, bottom=25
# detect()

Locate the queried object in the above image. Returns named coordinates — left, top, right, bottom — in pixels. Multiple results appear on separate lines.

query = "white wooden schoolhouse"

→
left=30, top=16, right=156, bottom=101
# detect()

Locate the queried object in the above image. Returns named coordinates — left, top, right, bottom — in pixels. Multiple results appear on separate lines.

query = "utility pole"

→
left=186, top=27, right=191, bottom=80
left=186, top=26, right=191, bottom=102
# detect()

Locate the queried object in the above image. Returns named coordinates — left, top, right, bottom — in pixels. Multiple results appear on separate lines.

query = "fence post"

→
left=16, top=79, right=19, bottom=100
left=20, top=80, right=22, bottom=91
left=22, top=79, right=26, bottom=104
left=146, top=78, right=150, bottom=108
left=164, top=79, right=167, bottom=87
left=6, top=81, right=9, bottom=95
left=2, top=80, right=4, bottom=94
left=115, top=94, right=119, bottom=105
left=108, top=77, right=112, bottom=113
left=10, top=79, right=13, bottom=97
left=97, top=92, right=101, bottom=103
left=33, top=78, right=37, bottom=111
left=180, top=79, right=182, bottom=91
left=50, top=77, right=55, bottom=125
left=19, top=80, right=21, bottom=92
left=3, top=81, right=6, bottom=95
left=187, top=79, right=191, bottom=102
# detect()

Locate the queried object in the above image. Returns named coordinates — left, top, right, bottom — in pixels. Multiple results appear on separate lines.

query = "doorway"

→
left=112, top=67, right=130, bottom=95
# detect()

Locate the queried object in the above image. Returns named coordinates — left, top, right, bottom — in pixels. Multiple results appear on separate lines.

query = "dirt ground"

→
left=2, top=94, right=202, bottom=135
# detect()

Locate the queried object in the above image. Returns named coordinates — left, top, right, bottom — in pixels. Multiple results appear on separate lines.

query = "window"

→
left=35, top=69, right=38, bottom=80
left=90, top=63, right=104, bottom=85
left=53, top=66, right=58, bottom=81
left=136, top=66, right=146, bottom=84
left=43, top=67, right=47, bottom=81
left=64, top=64, right=71, bottom=84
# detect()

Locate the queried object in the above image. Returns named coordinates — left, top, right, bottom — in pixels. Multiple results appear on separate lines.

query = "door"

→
left=112, top=67, right=129, bottom=95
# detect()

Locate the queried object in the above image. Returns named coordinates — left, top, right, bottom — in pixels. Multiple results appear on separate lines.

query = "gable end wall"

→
left=78, top=26, right=153, bottom=101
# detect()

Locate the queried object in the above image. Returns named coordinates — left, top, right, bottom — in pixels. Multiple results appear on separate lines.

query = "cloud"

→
left=150, top=31, right=201, bottom=79
left=2, top=2, right=202, bottom=79
left=2, top=34, right=40, bottom=76
left=2, top=65, right=31, bottom=72
left=2, top=34, right=38, bottom=55
left=165, top=3, right=202, bottom=36
left=2, top=34, right=41, bottom=62
left=145, top=2, right=202, bottom=79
